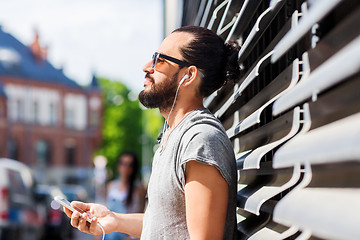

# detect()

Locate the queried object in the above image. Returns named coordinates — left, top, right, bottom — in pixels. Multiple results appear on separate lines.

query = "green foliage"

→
left=95, top=77, right=162, bottom=179
left=143, top=108, right=163, bottom=140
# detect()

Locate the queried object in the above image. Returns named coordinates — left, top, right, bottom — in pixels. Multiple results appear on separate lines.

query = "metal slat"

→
left=308, top=162, right=360, bottom=189
left=307, top=6, right=360, bottom=71
left=308, top=75, right=360, bottom=130
left=274, top=182, right=360, bottom=239
left=273, top=112, right=360, bottom=169
left=205, top=82, right=236, bottom=113
left=194, top=0, right=209, bottom=26
left=226, top=0, right=262, bottom=42
left=207, top=0, right=231, bottom=31
left=271, top=0, right=343, bottom=62
left=216, top=6, right=299, bottom=119
left=215, top=0, right=235, bottom=35
left=216, top=51, right=273, bottom=118
left=244, top=164, right=301, bottom=215
left=237, top=0, right=285, bottom=63
left=272, top=160, right=360, bottom=239
left=236, top=103, right=310, bottom=171
left=273, top=35, right=360, bottom=116
left=199, top=0, right=214, bottom=27
left=227, top=59, right=299, bottom=139
left=206, top=5, right=297, bottom=112
left=180, top=1, right=360, bottom=239
left=203, top=89, right=218, bottom=108
left=233, top=107, right=296, bottom=153
left=237, top=210, right=272, bottom=238
left=217, top=0, right=245, bottom=37
left=248, top=225, right=299, bottom=240
left=241, top=106, right=302, bottom=170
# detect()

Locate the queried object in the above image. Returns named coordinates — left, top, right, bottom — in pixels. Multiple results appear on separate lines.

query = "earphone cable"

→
left=162, top=80, right=182, bottom=138
left=98, top=222, right=106, bottom=240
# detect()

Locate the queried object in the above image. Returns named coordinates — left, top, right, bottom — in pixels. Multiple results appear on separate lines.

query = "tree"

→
left=95, top=77, right=162, bottom=179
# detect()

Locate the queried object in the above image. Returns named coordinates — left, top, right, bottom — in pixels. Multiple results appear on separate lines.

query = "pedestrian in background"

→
left=106, top=152, right=146, bottom=240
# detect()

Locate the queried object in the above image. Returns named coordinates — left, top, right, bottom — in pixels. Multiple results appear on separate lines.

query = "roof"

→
left=0, top=77, right=6, bottom=97
left=88, top=73, right=101, bottom=91
left=0, top=26, right=81, bottom=89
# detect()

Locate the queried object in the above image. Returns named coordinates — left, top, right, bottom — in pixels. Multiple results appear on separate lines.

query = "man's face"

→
left=138, top=70, right=179, bottom=110
left=139, top=32, right=193, bottom=111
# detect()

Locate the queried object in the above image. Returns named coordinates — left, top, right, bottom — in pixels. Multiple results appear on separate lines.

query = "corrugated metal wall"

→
left=181, top=0, right=360, bottom=239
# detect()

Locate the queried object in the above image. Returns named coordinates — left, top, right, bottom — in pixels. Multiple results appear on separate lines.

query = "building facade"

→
left=0, top=26, right=102, bottom=185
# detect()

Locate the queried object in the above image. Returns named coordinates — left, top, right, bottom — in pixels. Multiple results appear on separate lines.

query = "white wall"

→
left=4, top=84, right=88, bottom=130
left=5, top=84, right=60, bottom=124
left=64, top=93, right=87, bottom=130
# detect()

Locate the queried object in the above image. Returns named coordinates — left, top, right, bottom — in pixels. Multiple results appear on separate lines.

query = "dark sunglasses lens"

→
left=120, top=162, right=133, bottom=168
left=152, top=53, right=158, bottom=69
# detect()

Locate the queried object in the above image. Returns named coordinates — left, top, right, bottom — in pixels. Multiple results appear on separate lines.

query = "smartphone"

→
left=54, top=196, right=92, bottom=223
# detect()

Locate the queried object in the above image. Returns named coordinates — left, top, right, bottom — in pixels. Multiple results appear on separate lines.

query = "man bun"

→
left=224, top=41, right=241, bottom=84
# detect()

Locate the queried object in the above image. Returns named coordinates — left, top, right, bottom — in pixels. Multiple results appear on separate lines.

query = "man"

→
left=65, top=26, right=240, bottom=239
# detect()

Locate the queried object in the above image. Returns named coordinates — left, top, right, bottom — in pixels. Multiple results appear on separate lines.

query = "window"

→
left=65, top=108, right=75, bottom=128
left=33, top=101, right=39, bottom=124
left=49, top=102, right=57, bottom=125
left=90, top=110, right=99, bottom=126
left=36, top=140, right=51, bottom=166
left=7, top=139, right=18, bottom=160
left=65, top=145, right=76, bottom=166
left=0, top=103, right=4, bottom=117
left=8, top=169, right=28, bottom=197
left=15, top=99, right=23, bottom=122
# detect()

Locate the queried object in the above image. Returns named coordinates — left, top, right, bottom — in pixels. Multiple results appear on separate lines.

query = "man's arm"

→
left=184, top=160, right=229, bottom=240
left=64, top=201, right=144, bottom=238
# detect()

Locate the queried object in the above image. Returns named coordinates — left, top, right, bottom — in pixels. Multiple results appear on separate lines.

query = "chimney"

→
left=30, top=30, right=47, bottom=63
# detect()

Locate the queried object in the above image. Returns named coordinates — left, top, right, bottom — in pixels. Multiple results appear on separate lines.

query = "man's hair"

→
left=173, top=26, right=240, bottom=97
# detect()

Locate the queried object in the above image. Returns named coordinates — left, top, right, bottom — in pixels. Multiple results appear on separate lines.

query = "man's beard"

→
left=139, top=71, right=179, bottom=111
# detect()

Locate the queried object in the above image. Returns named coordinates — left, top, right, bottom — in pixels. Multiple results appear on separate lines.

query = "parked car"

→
left=34, top=185, right=73, bottom=240
left=0, top=158, right=45, bottom=240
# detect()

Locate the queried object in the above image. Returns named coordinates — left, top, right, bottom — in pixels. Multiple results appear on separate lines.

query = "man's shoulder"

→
left=183, top=108, right=224, bottom=132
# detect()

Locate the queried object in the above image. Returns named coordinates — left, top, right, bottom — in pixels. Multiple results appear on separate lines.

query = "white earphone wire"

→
left=161, top=74, right=188, bottom=141
left=98, top=222, right=106, bottom=240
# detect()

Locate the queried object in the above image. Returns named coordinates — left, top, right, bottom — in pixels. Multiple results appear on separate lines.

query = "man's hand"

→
left=63, top=201, right=117, bottom=235
left=63, top=201, right=144, bottom=238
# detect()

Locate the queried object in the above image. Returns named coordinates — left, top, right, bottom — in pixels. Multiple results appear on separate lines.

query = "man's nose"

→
left=143, top=60, right=155, bottom=74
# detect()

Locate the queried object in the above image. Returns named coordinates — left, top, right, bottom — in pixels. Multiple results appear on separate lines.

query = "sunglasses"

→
left=152, top=52, right=191, bottom=70
left=119, top=162, right=133, bottom=168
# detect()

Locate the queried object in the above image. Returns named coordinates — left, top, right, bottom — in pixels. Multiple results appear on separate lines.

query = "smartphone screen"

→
left=54, top=196, right=92, bottom=223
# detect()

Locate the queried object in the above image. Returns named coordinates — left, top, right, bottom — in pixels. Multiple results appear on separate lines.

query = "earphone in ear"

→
left=179, top=74, right=189, bottom=85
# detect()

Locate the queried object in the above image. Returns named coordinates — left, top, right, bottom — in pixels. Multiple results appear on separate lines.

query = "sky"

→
left=0, top=0, right=164, bottom=94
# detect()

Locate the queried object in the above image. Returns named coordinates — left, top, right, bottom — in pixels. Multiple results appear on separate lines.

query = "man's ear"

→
left=183, top=66, right=201, bottom=86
